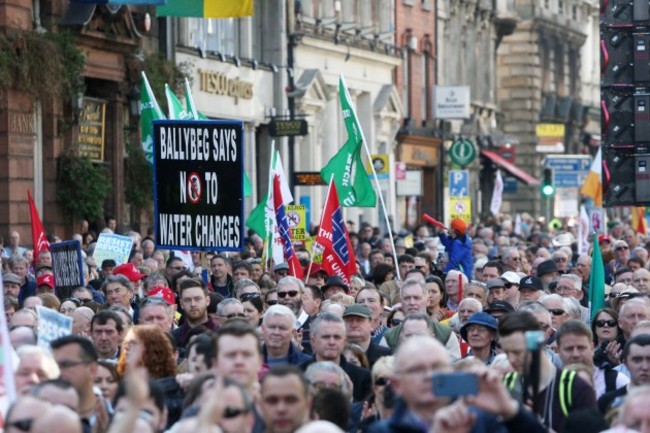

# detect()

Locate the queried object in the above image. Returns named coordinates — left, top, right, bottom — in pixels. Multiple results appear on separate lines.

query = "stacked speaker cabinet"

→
left=602, top=0, right=650, bottom=206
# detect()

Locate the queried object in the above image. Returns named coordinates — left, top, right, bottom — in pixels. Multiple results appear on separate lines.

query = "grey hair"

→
left=562, top=297, right=582, bottom=320
left=216, top=298, right=244, bottom=315
left=262, top=304, right=297, bottom=325
left=310, top=312, right=344, bottom=337
left=620, top=298, right=650, bottom=317
left=399, top=280, right=427, bottom=298
left=560, top=273, right=582, bottom=290
left=446, top=270, right=469, bottom=285
left=618, top=385, right=650, bottom=425
left=403, top=312, right=433, bottom=328
left=101, top=274, right=134, bottom=293
left=458, top=297, right=483, bottom=312
left=305, top=361, right=352, bottom=400
left=16, top=345, right=60, bottom=379
left=234, top=278, right=261, bottom=298
left=277, top=276, right=305, bottom=293
left=519, top=301, right=550, bottom=315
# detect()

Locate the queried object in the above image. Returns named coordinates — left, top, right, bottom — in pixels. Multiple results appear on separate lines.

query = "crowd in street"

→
left=1, top=213, right=650, bottom=433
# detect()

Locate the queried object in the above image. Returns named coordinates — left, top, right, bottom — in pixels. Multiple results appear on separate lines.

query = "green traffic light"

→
left=542, top=184, right=555, bottom=197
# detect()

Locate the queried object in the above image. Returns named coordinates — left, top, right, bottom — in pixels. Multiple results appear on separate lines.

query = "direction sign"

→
left=543, top=155, right=591, bottom=188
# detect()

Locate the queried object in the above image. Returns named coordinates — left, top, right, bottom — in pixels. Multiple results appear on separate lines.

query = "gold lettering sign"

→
left=76, top=98, right=106, bottom=162
left=197, top=69, right=254, bottom=104
left=8, top=112, right=35, bottom=135
left=399, top=143, right=439, bottom=167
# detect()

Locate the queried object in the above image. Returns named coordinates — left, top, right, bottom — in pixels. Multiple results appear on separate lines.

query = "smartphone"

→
left=432, top=372, right=479, bottom=397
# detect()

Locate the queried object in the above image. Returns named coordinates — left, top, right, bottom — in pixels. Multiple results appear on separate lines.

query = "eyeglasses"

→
left=504, top=283, right=518, bottom=289
left=553, top=257, right=567, bottom=263
left=415, top=265, right=424, bottom=270
left=266, top=300, right=278, bottom=306
left=510, top=257, right=522, bottom=262
left=616, top=246, right=629, bottom=251
left=595, top=319, right=617, bottom=328
left=374, top=377, right=389, bottom=386
left=548, top=308, right=566, bottom=316
left=6, top=418, right=33, bottom=432
left=278, top=290, right=298, bottom=298
left=390, top=318, right=403, bottom=327
left=222, top=313, right=246, bottom=319
left=223, top=407, right=251, bottom=419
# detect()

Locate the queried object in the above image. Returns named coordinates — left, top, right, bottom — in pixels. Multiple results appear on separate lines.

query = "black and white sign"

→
left=153, top=120, right=244, bottom=251
left=432, top=86, right=470, bottom=119
left=50, top=240, right=84, bottom=300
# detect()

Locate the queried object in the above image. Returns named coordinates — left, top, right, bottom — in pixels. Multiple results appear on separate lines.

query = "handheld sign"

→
left=50, top=240, right=84, bottom=300
left=36, top=306, right=73, bottom=350
left=94, top=233, right=133, bottom=267
left=153, top=120, right=244, bottom=252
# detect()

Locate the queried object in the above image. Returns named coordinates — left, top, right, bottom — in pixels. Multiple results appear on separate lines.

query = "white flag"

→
left=578, top=205, right=590, bottom=255
left=490, top=170, right=504, bottom=215
left=514, top=213, right=522, bottom=236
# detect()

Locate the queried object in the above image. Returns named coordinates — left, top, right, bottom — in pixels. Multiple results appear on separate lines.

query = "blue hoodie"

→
left=439, top=232, right=473, bottom=280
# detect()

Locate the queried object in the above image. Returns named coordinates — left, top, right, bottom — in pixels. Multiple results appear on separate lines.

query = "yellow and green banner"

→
left=157, top=0, right=253, bottom=18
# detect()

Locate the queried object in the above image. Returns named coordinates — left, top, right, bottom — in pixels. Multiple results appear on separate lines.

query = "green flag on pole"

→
left=140, top=72, right=166, bottom=164
left=589, top=234, right=605, bottom=320
left=320, top=75, right=376, bottom=207
left=183, top=78, right=252, bottom=196
left=165, top=84, right=191, bottom=120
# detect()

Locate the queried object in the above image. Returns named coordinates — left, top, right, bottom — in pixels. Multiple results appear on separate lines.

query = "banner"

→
left=50, top=240, right=84, bottom=300
left=28, top=191, right=50, bottom=264
left=36, top=306, right=73, bottom=350
left=93, top=233, right=133, bottom=267
left=153, top=120, right=244, bottom=251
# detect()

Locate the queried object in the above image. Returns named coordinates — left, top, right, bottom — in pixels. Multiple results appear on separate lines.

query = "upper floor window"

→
left=178, top=18, right=240, bottom=56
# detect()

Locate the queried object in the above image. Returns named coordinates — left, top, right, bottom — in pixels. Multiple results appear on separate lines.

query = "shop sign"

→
left=198, top=69, right=254, bottom=104
left=269, top=119, right=308, bottom=137
left=432, top=86, right=470, bottom=119
left=294, top=171, right=327, bottom=186
left=77, top=98, right=106, bottom=161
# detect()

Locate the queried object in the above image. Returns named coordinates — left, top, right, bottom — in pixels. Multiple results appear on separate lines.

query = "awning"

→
left=481, top=149, right=540, bottom=186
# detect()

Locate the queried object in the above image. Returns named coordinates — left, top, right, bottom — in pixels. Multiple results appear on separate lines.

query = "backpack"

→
left=504, top=369, right=577, bottom=417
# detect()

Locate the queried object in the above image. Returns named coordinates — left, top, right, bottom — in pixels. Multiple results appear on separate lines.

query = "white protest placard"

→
left=93, top=233, right=133, bottom=266
left=36, top=306, right=73, bottom=350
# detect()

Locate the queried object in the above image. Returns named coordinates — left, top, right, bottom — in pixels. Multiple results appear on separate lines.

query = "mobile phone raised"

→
left=432, top=372, right=479, bottom=397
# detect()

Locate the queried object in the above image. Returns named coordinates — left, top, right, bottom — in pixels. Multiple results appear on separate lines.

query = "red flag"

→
left=28, top=191, right=50, bottom=264
left=316, top=181, right=357, bottom=284
left=273, top=175, right=303, bottom=279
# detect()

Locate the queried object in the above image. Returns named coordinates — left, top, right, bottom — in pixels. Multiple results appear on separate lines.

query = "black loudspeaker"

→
left=603, top=150, right=637, bottom=206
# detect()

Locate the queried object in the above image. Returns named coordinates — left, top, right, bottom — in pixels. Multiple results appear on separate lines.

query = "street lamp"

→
left=128, top=85, right=141, bottom=117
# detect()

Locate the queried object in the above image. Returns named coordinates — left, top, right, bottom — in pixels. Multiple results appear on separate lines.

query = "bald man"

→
left=633, top=268, right=650, bottom=294
left=31, top=404, right=82, bottom=433
left=72, top=307, right=95, bottom=337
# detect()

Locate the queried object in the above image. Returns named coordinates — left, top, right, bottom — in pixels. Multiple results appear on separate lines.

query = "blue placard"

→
left=300, top=195, right=311, bottom=234
left=36, top=306, right=73, bottom=349
left=94, top=233, right=133, bottom=266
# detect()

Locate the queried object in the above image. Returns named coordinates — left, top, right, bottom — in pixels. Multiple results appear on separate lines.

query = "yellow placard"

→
left=304, top=237, right=323, bottom=264
left=536, top=123, right=565, bottom=138
left=286, top=205, right=307, bottom=241
left=366, top=154, right=389, bottom=175
left=449, top=197, right=472, bottom=225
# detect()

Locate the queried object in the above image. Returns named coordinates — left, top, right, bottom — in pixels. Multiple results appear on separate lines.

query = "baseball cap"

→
left=500, top=271, right=520, bottom=285
left=274, top=263, right=289, bottom=273
left=113, top=263, right=147, bottom=282
left=451, top=218, right=467, bottom=235
left=519, top=275, right=543, bottom=291
left=484, top=300, right=515, bottom=314
left=37, top=274, right=55, bottom=288
left=598, top=234, right=611, bottom=244
left=147, top=287, right=176, bottom=305
left=308, top=263, right=329, bottom=277
left=486, top=278, right=505, bottom=290
left=343, top=304, right=372, bottom=319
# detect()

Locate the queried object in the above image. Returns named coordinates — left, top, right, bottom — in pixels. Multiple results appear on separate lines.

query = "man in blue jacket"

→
left=439, top=218, right=473, bottom=280
left=367, top=336, right=546, bottom=433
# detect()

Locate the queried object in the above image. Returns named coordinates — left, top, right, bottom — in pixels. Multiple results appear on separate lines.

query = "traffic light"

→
left=541, top=168, right=555, bottom=197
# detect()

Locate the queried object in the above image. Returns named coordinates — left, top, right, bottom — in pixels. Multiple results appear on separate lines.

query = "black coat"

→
left=300, top=355, right=372, bottom=402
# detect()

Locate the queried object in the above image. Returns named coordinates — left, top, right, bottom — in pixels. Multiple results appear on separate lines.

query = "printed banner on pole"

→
left=94, top=233, right=133, bottom=267
left=50, top=240, right=84, bottom=300
left=36, top=306, right=73, bottom=350
left=153, top=120, right=244, bottom=251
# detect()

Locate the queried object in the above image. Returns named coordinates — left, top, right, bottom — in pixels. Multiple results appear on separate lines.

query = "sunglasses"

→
left=6, top=418, right=33, bottom=432
left=504, top=283, right=517, bottom=289
left=266, top=300, right=278, bottom=306
left=390, top=318, right=403, bottom=327
left=223, top=313, right=246, bottom=319
left=223, top=407, right=251, bottom=419
left=548, top=309, right=565, bottom=316
left=278, top=290, right=299, bottom=298
left=595, top=319, right=617, bottom=328
left=374, top=377, right=389, bottom=386
left=616, top=246, right=629, bottom=251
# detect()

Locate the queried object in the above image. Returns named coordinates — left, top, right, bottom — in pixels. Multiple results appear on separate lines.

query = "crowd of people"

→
left=1, top=214, right=650, bottom=433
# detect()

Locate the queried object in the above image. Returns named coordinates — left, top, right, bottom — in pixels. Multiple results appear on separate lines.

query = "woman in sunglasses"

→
left=591, top=307, right=623, bottom=367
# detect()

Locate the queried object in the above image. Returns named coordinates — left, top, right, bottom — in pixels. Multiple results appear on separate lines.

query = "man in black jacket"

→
left=299, top=312, right=371, bottom=402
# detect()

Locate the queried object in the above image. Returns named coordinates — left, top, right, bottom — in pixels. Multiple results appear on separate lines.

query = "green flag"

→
left=589, top=234, right=605, bottom=320
left=321, top=75, right=376, bottom=207
left=140, top=72, right=166, bottom=164
left=165, top=84, right=191, bottom=120
left=184, top=78, right=252, bottom=196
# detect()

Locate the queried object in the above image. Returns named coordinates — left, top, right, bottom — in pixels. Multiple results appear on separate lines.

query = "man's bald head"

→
left=71, top=307, right=94, bottom=336
left=31, top=405, right=82, bottom=433
left=395, top=335, right=449, bottom=372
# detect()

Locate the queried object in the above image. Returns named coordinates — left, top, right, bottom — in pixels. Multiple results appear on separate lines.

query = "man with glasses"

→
left=502, top=247, right=523, bottom=273
left=216, top=298, right=247, bottom=325
left=551, top=251, right=570, bottom=273
left=607, top=240, right=631, bottom=283
left=51, top=335, right=111, bottom=433
left=4, top=396, right=53, bottom=433
left=173, top=278, right=217, bottom=348
left=90, top=310, right=124, bottom=360
left=165, top=256, right=186, bottom=283
left=540, top=294, right=571, bottom=330
left=276, top=276, right=309, bottom=330
left=556, top=274, right=590, bottom=323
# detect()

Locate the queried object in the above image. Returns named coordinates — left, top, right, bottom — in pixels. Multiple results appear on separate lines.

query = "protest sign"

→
left=36, top=306, right=73, bottom=350
left=93, top=233, right=133, bottom=267
left=50, top=240, right=84, bottom=300
left=153, top=120, right=244, bottom=251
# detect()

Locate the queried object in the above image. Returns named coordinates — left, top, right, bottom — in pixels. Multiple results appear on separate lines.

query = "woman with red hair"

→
left=117, top=324, right=177, bottom=379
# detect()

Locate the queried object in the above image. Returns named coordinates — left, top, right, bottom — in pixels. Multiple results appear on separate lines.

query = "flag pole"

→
left=340, top=75, right=401, bottom=279
left=263, top=141, right=277, bottom=271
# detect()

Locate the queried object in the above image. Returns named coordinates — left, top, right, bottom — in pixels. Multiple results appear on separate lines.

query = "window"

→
left=178, top=18, right=240, bottom=56
left=403, top=52, right=410, bottom=118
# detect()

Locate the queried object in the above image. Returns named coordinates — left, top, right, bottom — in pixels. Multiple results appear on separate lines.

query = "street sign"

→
left=543, top=155, right=592, bottom=188
left=449, top=139, right=476, bottom=166
left=449, top=170, right=470, bottom=197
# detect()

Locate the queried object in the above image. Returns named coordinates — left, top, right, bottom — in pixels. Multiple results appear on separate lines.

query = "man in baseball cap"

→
left=113, top=263, right=147, bottom=295
left=36, top=274, right=55, bottom=295
left=519, top=275, right=543, bottom=302
left=486, top=279, right=507, bottom=303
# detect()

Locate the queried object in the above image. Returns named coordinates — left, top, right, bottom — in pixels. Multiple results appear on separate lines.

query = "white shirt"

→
left=296, top=309, right=309, bottom=329
left=594, top=367, right=629, bottom=399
